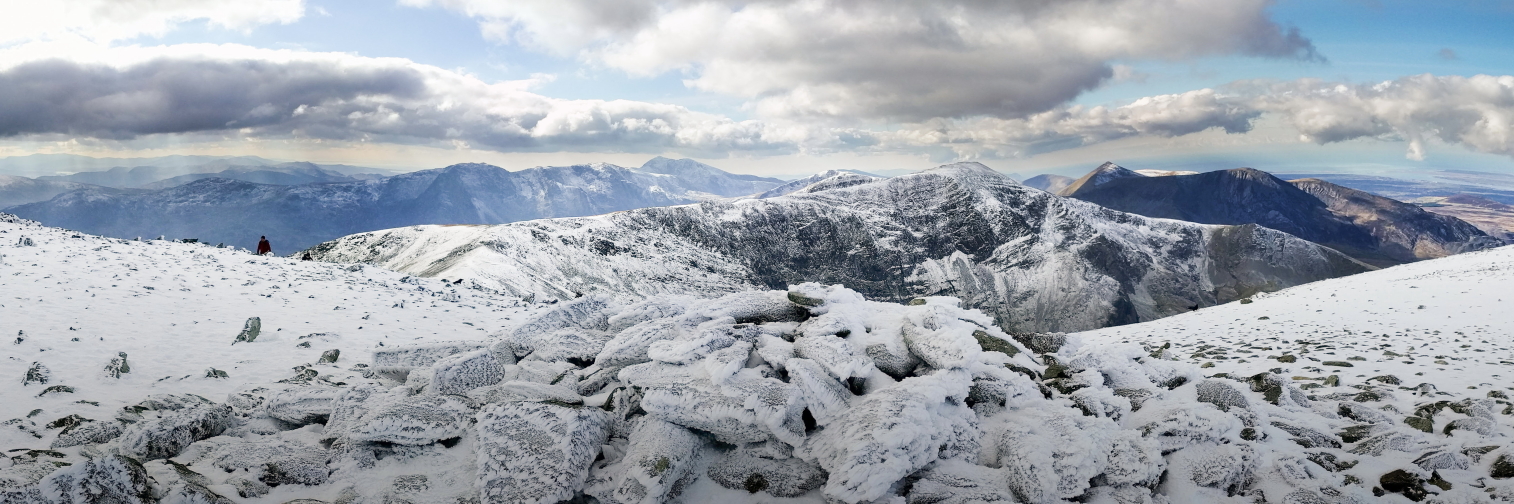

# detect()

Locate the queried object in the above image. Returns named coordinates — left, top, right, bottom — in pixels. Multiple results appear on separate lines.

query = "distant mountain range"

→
left=38, top=161, right=390, bottom=189
left=0, top=175, right=91, bottom=208
left=5, top=157, right=785, bottom=251
left=307, top=162, right=1370, bottom=333
left=1058, top=162, right=1503, bottom=266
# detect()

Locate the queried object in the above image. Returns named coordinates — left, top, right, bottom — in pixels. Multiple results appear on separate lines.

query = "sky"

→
left=0, top=0, right=1511, bottom=178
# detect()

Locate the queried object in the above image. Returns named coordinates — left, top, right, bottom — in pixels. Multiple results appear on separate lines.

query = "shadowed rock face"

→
left=1290, top=179, right=1505, bottom=263
left=6, top=160, right=783, bottom=251
left=1060, top=164, right=1500, bottom=266
left=310, top=162, right=1371, bottom=333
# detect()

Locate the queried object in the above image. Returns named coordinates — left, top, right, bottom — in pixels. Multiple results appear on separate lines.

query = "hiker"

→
left=256, top=236, right=272, bottom=256
left=302, top=252, right=313, bottom=261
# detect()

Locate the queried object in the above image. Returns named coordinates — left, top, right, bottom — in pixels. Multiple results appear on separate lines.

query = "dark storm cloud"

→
left=0, top=56, right=798, bottom=155
left=0, top=58, right=426, bottom=138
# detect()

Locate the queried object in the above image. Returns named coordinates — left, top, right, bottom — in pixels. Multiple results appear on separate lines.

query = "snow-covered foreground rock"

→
left=8, top=212, right=1514, bottom=503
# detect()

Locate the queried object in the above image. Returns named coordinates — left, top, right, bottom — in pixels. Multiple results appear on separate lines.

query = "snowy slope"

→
left=1076, top=243, right=1514, bottom=391
left=309, top=162, right=1371, bottom=334
left=755, top=170, right=885, bottom=199
left=8, top=213, right=1514, bottom=503
left=0, top=213, right=544, bottom=452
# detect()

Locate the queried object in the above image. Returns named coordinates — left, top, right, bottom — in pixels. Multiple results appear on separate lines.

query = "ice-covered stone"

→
left=796, top=373, right=979, bottom=503
left=373, top=341, right=490, bottom=369
left=429, top=349, right=506, bottom=396
left=22, top=361, right=49, bottom=386
left=1195, top=379, right=1251, bottom=413
left=794, top=334, right=874, bottom=382
left=265, top=386, right=342, bottom=425
left=900, top=314, right=980, bottom=370
left=988, top=407, right=1117, bottom=503
left=118, top=404, right=233, bottom=460
left=51, top=419, right=124, bottom=448
left=233, top=317, right=261, bottom=344
left=475, top=401, right=610, bottom=504
left=2, top=455, right=153, bottom=504
left=469, top=380, right=583, bottom=406
left=523, top=328, right=613, bottom=365
left=905, top=459, right=1015, bottom=504
left=706, top=290, right=808, bottom=324
left=635, top=371, right=769, bottom=444
left=707, top=444, right=828, bottom=498
left=104, top=351, right=131, bottom=378
left=347, top=393, right=475, bottom=445
left=590, top=418, right=703, bottom=504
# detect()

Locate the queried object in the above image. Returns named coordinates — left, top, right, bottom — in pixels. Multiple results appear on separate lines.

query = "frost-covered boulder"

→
left=796, top=373, right=980, bottom=503
left=706, top=290, right=809, bottom=324
left=118, top=404, right=233, bottom=460
left=51, top=418, right=124, bottom=448
left=905, top=459, right=1015, bottom=504
left=264, top=387, right=342, bottom=425
left=1195, top=379, right=1252, bottom=413
left=476, top=401, right=610, bottom=504
left=524, top=329, right=613, bottom=365
left=1166, top=443, right=1256, bottom=497
left=794, top=334, right=874, bottom=382
left=1, top=455, right=153, bottom=504
left=233, top=317, right=260, bottom=344
left=372, top=341, right=491, bottom=379
left=346, top=393, right=475, bottom=445
left=429, top=349, right=506, bottom=395
left=468, top=381, right=582, bottom=406
left=707, top=444, right=828, bottom=498
left=506, top=295, right=616, bottom=353
left=986, top=407, right=1117, bottom=503
left=589, top=418, right=703, bottom=504
left=900, top=312, right=982, bottom=370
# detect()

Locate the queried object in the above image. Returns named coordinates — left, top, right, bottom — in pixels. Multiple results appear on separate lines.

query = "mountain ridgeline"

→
left=5, top=157, right=784, bottom=250
left=1059, top=162, right=1503, bottom=266
left=308, top=163, right=1370, bottom=333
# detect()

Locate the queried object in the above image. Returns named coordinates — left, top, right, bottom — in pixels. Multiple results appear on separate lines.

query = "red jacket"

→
left=256, top=239, right=272, bottom=255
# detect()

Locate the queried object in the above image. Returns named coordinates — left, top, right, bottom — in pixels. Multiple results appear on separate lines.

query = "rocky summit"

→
left=309, top=162, right=1370, bottom=334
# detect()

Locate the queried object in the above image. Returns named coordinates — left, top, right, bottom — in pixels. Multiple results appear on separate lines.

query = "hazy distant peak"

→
left=1133, top=169, right=1199, bottom=177
left=1022, top=174, right=1075, bottom=194
left=1058, top=161, right=1141, bottom=196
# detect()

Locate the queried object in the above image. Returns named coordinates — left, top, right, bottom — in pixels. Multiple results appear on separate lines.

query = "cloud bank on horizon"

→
left=0, top=0, right=1511, bottom=167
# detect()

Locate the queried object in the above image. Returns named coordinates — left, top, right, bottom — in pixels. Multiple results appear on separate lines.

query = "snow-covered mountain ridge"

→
left=309, top=162, right=1371, bottom=334
left=6, top=158, right=784, bottom=251
left=6, top=214, right=1514, bottom=503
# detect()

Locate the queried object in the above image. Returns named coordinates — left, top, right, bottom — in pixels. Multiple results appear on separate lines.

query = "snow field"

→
left=7, top=210, right=1514, bottom=504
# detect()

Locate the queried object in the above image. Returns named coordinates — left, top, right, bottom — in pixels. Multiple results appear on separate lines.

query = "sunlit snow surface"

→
left=6, top=212, right=1514, bottom=504
left=1078, top=244, right=1514, bottom=392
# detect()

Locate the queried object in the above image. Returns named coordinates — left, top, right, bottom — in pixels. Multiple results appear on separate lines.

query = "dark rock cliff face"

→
left=310, top=163, right=1372, bottom=334
left=1061, top=165, right=1501, bottom=266
left=1289, top=178, right=1504, bottom=264
left=6, top=160, right=782, bottom=251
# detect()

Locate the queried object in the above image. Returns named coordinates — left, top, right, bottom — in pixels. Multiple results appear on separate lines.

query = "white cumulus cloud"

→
left=408, top=0, right=1320, bottom=121
left=0, top=0, right=306, bottom=44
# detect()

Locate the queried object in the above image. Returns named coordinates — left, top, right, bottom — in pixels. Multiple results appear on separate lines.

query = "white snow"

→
left=7, top=211, right=1514, bottom=504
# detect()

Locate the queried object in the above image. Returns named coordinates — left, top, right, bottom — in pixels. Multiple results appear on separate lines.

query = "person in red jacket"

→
left=256, top=236, right=272, bottom=255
